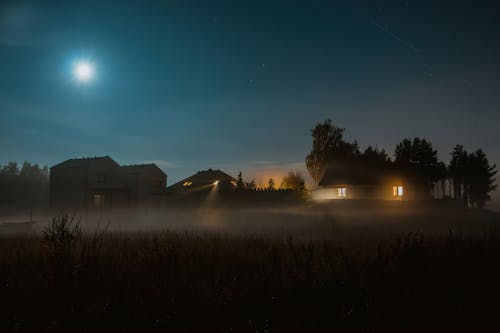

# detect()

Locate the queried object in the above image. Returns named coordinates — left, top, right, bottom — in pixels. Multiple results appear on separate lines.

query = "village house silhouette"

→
left=49, top=155, right=430, bottom=210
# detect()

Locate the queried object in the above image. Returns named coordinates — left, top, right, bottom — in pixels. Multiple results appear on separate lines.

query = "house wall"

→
left=311, top=182, right=412, bottom=201
left=50, top=166, right=89, bottom=209
left=50, top=160, right=128, bottom=210
left=50, top=157, right=172, bottom=210
left=124, top=167, right=167, bottom=205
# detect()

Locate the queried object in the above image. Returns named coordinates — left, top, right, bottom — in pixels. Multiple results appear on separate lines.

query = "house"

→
left=50, top=156, right=167, bottom=209
left=165, top=169, right=238, bottom=205
left=167, top=169, right=238, bottom=193
left=311, top=163, right=425, bottom=201
left=122, top=164, right=167, bottom=205
left=166, top=169, right=303, bottom=206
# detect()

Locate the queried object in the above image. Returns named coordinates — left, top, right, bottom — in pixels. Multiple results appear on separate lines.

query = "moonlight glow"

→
left=73, top=61, right=95, bottom=83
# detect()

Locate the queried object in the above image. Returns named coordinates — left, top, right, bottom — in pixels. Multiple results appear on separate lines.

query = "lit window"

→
left=183, top=181, right=192, bottom=187
left=230, top=180, right=237, bottom=187
left=393, top=185, right=404, bottom=197
left=93, top=194, right=105, bottom=207
left=337, top=187, right=347, bottom=198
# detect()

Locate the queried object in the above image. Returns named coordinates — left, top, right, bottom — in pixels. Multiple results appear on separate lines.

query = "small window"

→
left=393, top=185, right=404, bottom=197
left=183, top=181, right=192, bottom=187
left=337, top=187, right=347, bottom=198
left=97, top=174, right=106, bottom=184
left=93, top=194, right=105, bottom=207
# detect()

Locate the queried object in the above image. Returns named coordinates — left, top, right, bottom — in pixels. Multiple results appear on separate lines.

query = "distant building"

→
left=167, top=169, right=238, bottom=193
left=311, top=163, right=425, bottom=201
left=165, top=169, right=238, bottom=205
left=50, top=156, right=167, bottom=209
left=166, top=169, right=302, bottom=206
left=122, top=164, right=167, bottom=205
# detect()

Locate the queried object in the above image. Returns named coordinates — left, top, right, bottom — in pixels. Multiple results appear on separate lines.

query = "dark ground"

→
left=1, top=202, right=500, bottom=332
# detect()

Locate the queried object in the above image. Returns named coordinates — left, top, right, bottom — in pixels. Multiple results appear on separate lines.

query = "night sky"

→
left=1, top=1, right=499, bottom=202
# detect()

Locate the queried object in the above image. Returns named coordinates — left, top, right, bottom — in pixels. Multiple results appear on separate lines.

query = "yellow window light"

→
left=393, top=185, right=403, bottom=197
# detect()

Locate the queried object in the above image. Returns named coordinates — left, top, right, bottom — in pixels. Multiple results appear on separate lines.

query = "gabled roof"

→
left=50, top=156, right=119, bottom=169
left=51, top=157, right=166, bottom=178
left=319, top=162, right=390, bottom=186
left=121, top=163, right=166, bottom=177
left=168, top=169, right=237, bottom=191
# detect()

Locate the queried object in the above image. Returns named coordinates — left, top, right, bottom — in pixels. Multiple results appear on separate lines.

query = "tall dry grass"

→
left=1, top=214, right=500, bottom=332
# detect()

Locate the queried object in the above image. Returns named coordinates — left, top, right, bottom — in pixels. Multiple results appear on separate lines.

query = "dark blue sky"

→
left=1, top=0, right=499, bottom=198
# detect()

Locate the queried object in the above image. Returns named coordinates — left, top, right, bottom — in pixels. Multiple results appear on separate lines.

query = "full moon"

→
left=73, top=61, right=95, bottom=83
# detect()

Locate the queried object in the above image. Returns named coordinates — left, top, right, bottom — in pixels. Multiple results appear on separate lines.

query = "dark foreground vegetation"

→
left=2, top=215, right=500, bottom=332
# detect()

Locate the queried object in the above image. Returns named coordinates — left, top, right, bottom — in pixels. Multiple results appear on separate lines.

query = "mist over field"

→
left=3, top=202, right=499, bottom=242
left=2, top=203, right=500, bottom=332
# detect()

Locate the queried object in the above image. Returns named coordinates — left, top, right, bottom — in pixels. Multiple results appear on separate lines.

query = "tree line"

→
left=306, top=119, right=497, bottom=208
left=0, top=162, right=49, bottom=208
left=236, top=171, right=306, bottom=194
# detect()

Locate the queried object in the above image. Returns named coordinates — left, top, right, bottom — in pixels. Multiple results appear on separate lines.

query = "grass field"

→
left=1, top=206, right=500, bottom=332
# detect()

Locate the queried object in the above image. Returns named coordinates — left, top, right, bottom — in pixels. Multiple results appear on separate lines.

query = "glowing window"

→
left=93, top=194, right=105, bottom=207
left=337, top=187, right=347, bottom=198
left=183, top=181, right=192, bottom=187
left=393, top=186, right=404, bottom=197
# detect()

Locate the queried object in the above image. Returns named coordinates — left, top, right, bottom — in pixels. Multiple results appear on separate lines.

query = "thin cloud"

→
left=253, top=160, right=274, bottom=165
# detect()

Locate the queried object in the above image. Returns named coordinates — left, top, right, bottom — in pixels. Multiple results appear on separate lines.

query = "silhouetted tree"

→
left=267, top=178, right=276, bottom=190
left=247, top=179, right=256, bottom=190
left=1, top=162, right=19, bottom=176
left=280, top=171, right=306, bottom=192
left=358, top=146, right=391, bottom=168
left=449, top=146, right=497, bottom=207
left=0, top=161, right=49, bottom=207
left=236, top=171, right=245, bottom=189
left=467, top=150, right=497, bottom=208
left=306, top=119, right=360, bottom=184
left=449, top=145, right=469, bottom=200
left=394, top=138, right=444, bottom=197
left=435, top=161, right=448, bottom=198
